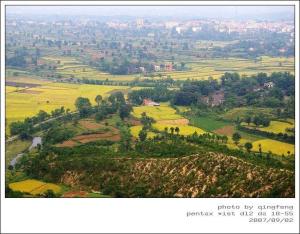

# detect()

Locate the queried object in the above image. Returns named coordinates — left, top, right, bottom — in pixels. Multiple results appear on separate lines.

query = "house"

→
left=139, top=67, right=145, bottom=73
left=211, top=91, right=225, bottom=107
left=264, top=81, right=274, bottom=89
left=165, top=63, right=173, bottom=71
left=153, top=65, right=160, bottom=72
left=200, top=90, right=225, bottom=107
left=143, top=99, right=160, bottom=106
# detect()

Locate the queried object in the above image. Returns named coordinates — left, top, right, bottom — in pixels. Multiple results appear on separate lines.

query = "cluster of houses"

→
left=139, top=63, right=173, bottom=73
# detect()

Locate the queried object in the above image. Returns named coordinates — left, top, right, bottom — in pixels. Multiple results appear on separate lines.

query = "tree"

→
left=244, top=142, right=253, bottom=153
left=138, top=130, right=147, bottom=142
left=175, top=127, right=180, bottom=135
left=253, top=115, right=261, bottom=128
left=232, top=132, right=241, bottom=145
left=75, top=97, right=92, bottom=117
left=258, top=144, right=262, bottom=157
left=37, top=110, right=50, bottom=122
left=224, top=136, right=228, bottom=143
left=140, top=112, right=155, bottom=130
left=170, top=127, right=175, bottom=135
left=95, top=95, right=103, bottom=106
left=245, top=116, right=252, bottom=126
left=119, top=104, right=132, bottom=120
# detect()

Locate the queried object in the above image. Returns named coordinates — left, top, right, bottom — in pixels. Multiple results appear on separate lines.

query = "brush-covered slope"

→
left=55, top=152, right=294, bottom=198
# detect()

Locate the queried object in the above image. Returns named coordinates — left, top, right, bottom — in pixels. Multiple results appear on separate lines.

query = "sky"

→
left=6, top=5, right=294, bottom=20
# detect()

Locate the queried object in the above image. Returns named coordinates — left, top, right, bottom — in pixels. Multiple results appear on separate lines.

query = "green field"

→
left=189, top=116, right=228, bottom=131
left=221, top=107, right=276, bottom=122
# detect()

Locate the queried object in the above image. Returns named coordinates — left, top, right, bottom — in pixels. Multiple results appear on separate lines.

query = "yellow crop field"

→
left=130, top=125, right=157, bottom=139
left=252, top=139, right=295, bottom=155
left=9, top=179, right=61, bottom=195
left=6, top=82, right=129, bottom=132
left=153, top=123, right=205, bottom=136
left=132, top=103, right=182, bottom=121
left=241, top=120, right=294, bottom=135
left=260, top=121, right=294, bottom=135
left=176, top=106, right=191, bottom=113
left=5, top=86, right=19, bottom=93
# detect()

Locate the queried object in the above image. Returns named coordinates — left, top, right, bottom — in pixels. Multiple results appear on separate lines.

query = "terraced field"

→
left=157, top=56, right=294, bottom=80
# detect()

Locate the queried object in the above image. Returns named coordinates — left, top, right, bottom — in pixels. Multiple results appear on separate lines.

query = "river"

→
left=10, top=137, right=42, bottom=167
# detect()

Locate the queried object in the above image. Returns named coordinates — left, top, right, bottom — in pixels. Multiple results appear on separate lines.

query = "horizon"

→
left=6, top=5, right=294, bottom=21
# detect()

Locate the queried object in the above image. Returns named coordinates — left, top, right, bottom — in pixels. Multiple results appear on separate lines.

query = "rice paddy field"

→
left=131, top=102, right=206, bottom=137
left=241, top=120, right=295, bottom=135
left=41, top=56, right=138, bottom=81
left=132, top=103, right=183, bottom=120
left=42, top=55, right=294, bottom=82
left=5, top=77, right=129, bottom=132
left=252, top=139, right=295, bottom=155
left=130, top=125, right=157, bottom=139
left=157, top=56, right=294, bottom=80
left=153, top=123, right=205, bottom=136
left=8, top=179, right=61, bottom=195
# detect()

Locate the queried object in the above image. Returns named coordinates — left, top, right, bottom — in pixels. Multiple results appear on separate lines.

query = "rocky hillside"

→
left=59, top=152, right=294, bottom=198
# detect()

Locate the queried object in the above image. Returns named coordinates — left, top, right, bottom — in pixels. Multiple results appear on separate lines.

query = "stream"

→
left=10, top=137, right=42, bottom=167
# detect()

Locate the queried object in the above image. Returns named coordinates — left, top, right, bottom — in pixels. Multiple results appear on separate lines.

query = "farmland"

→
left=9, top=179, right=61, bottom=196
left=156, top=56, right=294, bottom=80
left=242, top=120, right=295, bottom=135
left=132, top=103, right=183, bottom=120
left=5, top=10, right=295, bottom=199
left=252, top=139, right=295, bottom=155
left=5, top=78, right=129, bottom=131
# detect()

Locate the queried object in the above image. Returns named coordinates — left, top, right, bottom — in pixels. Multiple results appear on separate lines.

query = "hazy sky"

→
left=6, top=5, right=294, bottom=20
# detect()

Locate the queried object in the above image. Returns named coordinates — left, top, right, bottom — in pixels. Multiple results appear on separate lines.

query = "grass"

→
left=9, top=179, right=61, bottom=195
left=221, top=107, right=276, bottom=122
left=132, top=103, right=182, bottom=121
left=189, top=116, right=228, bottom=132
left=252, top=139, right=295, bottom=156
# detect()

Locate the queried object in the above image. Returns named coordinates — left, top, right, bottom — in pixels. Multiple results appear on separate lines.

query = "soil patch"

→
left=79, top=119, right=104, bottom=130
left=56, top=140, right=78, bottom=148
left=62, top=191, right=88, bottom=198
left=73, top=130, right=120, bottom=143
left=213, top=125, right=235, bottom=136
left=18, top=89, right=43, bottom=94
